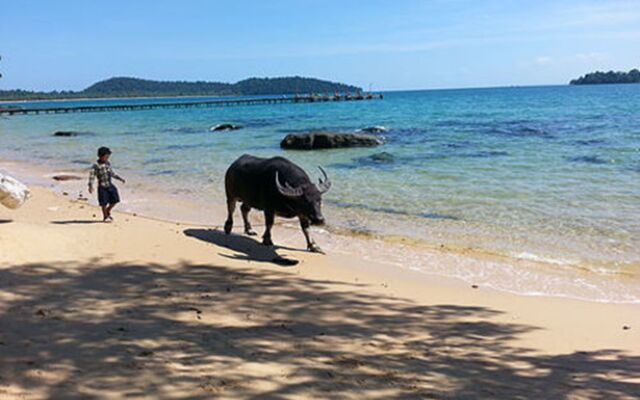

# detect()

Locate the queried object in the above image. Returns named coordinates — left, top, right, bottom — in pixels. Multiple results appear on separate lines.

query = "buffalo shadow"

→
left=184, top=228, right=302, bottom=266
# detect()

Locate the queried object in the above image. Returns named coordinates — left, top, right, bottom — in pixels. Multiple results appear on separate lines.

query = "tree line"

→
left=570, top=69, right=640, bottom=85
left=0, top=76, right=362, bottom=101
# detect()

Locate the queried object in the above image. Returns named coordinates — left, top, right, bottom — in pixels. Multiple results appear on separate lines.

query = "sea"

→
left=1, top=84, right=639, bottom=302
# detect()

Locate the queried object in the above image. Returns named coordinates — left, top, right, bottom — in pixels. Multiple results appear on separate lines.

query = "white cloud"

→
left=535, top=56, right=552, bottom=66
left=575, top=52, right=607, bottom=62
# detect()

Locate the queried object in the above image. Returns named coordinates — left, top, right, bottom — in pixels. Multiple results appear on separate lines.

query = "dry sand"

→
left=1, top=186, right=639, bottom=399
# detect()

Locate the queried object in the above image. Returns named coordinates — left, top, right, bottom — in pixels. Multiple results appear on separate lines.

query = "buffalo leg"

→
left=224, top=198, right=236, bottom=234
left=262, top=210, right=274, bottom=246
left=241, top=203, right=257, bottom=236
left=300, top=217, right=324, bottom=254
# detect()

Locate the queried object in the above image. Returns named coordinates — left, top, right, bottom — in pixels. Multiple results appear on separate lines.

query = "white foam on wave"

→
left=312, top=227, right=640, bottom=304
left=512, top=252, right=575, bottom=266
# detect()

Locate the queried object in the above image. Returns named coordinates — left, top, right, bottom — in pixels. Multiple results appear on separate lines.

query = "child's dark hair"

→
left=97, top=147, right=112, bottom=158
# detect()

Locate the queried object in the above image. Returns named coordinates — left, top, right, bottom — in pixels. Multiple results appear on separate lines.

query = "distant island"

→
left=0, top=76, right=362, bottom=101
left=570, top=69, right=640, bottom=85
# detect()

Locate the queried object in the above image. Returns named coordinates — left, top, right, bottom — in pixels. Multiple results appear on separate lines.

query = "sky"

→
left=1, top=0, right=639, bottom=91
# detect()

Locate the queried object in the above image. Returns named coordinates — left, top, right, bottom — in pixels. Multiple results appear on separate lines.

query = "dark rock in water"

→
left=210, top=123, right=243, bottom=132
left=350, top=152, right=396, bottom=168
left=358, top=126, right=387, bottom=133
left=365, top=151, right=395, bottom=163
left=53, top=131, right=81, bottom=137
left=52, top=174, right=82, bottom=181
left=331, top=152, right=396, bottom=170
left=281, top=131, right=383, bottom=150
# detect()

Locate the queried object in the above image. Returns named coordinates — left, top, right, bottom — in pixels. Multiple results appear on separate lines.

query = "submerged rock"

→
left=358, top=126, right=387, bottom=133
left=210, top=123, right=243, bottom=132
left=364, top=151, right=395, bottom=164
left=281, top=131, right=383, bottom=150
left=330, top=152, right=396, bottom=170
left=53, top=131, right=81, bottom=137
left=52, top=174, right=82, bottom=181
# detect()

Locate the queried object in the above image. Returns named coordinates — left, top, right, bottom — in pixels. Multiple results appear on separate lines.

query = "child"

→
left=88, top=146, right=125, bottom=222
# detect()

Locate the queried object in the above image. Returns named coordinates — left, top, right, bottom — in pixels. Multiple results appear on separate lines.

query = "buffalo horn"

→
left=316, top=166, right=332, bottom=194
left=275, top=171, right=303, bottom=197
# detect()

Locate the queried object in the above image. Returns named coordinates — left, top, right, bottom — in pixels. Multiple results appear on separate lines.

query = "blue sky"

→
left=1, top=0, right=639, bottom=91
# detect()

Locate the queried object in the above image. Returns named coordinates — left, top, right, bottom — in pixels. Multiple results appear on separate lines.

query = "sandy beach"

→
left=1, top=184, right=639, bottom=399
left=3, top=1, right=640, bottom=398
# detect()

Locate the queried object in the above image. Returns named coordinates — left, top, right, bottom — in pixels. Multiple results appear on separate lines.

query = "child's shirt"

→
left=89, top=161, right=122, bottom=190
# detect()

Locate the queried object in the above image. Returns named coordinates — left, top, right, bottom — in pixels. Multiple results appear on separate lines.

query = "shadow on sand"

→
left=0, top=260, right=638, bottom=398
left=184, top=228, right=300, bottom=266
left=51, top=220, right=104, bottom=225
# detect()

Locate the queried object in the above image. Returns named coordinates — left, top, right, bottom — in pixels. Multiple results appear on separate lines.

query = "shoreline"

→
left=2, top=156, right=640, bottom=304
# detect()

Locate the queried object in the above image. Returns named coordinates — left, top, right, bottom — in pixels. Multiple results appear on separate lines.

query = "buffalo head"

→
left=276, top=167, right=331, bottom=225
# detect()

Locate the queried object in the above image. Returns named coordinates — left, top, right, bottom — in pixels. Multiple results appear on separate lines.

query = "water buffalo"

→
left=224, top=154, right=331, bottom=253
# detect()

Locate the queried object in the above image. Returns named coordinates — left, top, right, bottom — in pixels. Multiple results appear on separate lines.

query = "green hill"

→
left=0, top=76, right=362, bottom=101
left=570, top=69, right=640, bottom=85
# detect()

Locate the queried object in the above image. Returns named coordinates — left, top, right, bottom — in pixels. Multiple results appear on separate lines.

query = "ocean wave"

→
left=161, top=127, right=203, bottom=134
left=148, top=169, right=178, bottom=176
left=565, top=155, right=609, bottom=164
left=327, top=200, right=460, bottom=221
left=163, top=143, right=205, bottom=151
left=142, top=157, right=171, bottom=165
left=573, top=139, right=607, bottom=146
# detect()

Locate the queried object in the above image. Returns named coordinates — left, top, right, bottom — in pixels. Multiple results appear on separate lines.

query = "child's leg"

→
left=105, top=187, right=120, bottom=220
left=101, top=205, right=110, bottom=221
left=105, top=203, right=116, bottom=219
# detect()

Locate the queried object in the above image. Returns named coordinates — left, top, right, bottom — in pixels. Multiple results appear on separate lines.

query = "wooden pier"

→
left=0, top=93, right=383, bottom=116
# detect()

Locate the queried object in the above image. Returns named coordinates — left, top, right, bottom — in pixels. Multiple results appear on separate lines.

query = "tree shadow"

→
left=0, top=260, right=638, bottom=399
left=184, top=228, right=300, bottom=266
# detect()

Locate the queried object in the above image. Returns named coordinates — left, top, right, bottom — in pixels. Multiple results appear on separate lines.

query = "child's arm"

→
left=88, top=165, right=96, bottom=193
left=111, top=169, right=126, bottom=184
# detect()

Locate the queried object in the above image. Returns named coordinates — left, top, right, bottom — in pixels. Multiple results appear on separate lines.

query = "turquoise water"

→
left=1, top=85, right=639, bottom=275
